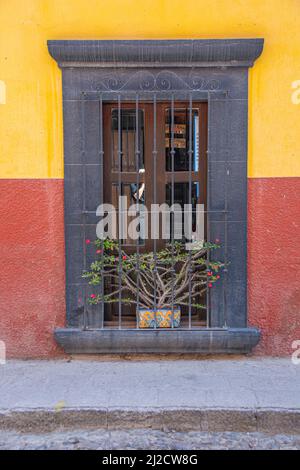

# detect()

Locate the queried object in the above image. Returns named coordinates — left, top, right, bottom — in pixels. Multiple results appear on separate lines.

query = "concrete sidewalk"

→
left=0, top=358, right=299, bottom=433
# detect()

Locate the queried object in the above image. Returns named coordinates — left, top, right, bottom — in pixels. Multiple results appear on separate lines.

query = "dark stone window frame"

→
left=48, top=39, right=264, bottom=354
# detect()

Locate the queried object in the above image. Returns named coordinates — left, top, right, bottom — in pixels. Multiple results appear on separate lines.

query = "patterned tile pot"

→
left=138, top=307, right=181, bottom=328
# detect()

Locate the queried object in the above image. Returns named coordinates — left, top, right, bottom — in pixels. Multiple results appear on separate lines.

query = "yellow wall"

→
left=0, top=0, right=300, bottom=178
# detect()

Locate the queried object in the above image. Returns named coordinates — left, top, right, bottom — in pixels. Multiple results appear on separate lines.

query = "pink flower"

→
left=85, top=239, right=91, bottom=244
left=215, top=238, right=220, bottom=244
left=208, top=283, right=213, bottom=288
left=96, top=249, right=102, bottom=254
left=122, top=255, right=127, bottom=260
left=207, top=271, right=213, bottom=276
left=90, top=294, right=96, bottom=299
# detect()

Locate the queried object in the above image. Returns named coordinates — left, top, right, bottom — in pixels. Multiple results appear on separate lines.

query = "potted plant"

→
left=83, top=239, right=223, bottom=328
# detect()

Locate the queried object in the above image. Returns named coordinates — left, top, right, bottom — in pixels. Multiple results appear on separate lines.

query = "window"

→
left=48, top=39, right=263, bottom=353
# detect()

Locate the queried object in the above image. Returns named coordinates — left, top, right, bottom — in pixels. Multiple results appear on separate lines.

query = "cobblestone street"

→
left=0, top=429, right=300, bottom=450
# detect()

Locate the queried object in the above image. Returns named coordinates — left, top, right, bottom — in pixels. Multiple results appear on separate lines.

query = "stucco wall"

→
left=0, top=179, right=65, bottom=357
left=0, top=0, right=299, bottom=357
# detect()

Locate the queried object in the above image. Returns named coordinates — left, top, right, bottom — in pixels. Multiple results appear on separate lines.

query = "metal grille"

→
left=79, top=89, right=229, bottom=331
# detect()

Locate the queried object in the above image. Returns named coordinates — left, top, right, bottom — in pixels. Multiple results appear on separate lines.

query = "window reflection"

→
left=166, top=182, right=200, bottom=240
left=112, top=183, right=145, bottom=246
left=166, top=182, right=199, bottom=208
left=165, top=109, right=199, bottom=171
left=112, top=109, right=144, bottom=172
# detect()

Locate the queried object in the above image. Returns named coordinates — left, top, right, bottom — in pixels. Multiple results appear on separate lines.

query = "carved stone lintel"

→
left=48, top=39, right=264, bottom=68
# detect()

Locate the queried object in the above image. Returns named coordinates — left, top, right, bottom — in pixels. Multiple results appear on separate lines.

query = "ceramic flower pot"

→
left=138, top=307, right=181, bottom=328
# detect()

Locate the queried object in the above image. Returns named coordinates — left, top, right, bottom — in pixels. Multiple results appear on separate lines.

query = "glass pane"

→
left=165, top=108, right=199, bottom=171
left=166, top=182, right=200, bottom=240
left=111, top=109, right=144, bottom=172
left=166, top=182, right=199, bottom=207
left=112, top=182, right=146, bottom=246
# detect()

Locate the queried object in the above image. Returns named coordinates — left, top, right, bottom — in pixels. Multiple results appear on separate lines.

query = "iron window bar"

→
left=188, top=93, right=193, bottom=329
left=206, top=91, right=211, bottom=327
left=117, top=94, right=122, bottom=329
left=99, top=94, right=105, bottom=330
left=152, top=93, right=158, bottom=329
left=135, top=94, right=141, bottom=329
left=80, top=89, right=229, bottom=331
left=170, top=94, right=175, bottom=329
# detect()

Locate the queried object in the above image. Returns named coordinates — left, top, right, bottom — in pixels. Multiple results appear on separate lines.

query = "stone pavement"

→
left=0, top=357, right=299, bottom=436
left=1, top=429, right=300, bottom=450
